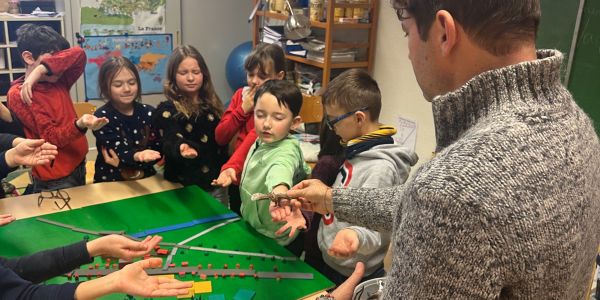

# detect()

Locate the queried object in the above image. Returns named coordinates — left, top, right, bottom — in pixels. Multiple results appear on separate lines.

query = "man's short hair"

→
left=16, top=24, right=70, bottom=60
left=255, top=80, right=303, bottom=117
left=322, top=68, right=381, bottom=121
left=393, top=0, right=540, bottom=55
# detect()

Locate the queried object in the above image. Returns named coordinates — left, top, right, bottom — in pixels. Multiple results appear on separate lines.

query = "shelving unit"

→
left=251, top=0, right=379, bottom=125
left=0, top=15, right=64, bottom=101
left=253, top=0, right=379, bottom=88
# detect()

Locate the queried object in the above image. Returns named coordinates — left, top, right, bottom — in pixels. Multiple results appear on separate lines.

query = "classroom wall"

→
left=180, top=0, right=254, bottom=103
left=371, top=3, right=436, bottom=170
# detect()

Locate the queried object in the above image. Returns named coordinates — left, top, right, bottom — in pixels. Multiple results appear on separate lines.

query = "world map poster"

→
left=82, top=34, right=173, bottom=100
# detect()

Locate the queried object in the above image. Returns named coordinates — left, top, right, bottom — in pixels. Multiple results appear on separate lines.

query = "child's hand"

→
left=328, top=228, right=360, bottom=258
left=133, top=150, right=161, bottom=163
left=272, top=202, right=307, bottom=237
left=211, top=168, right=237, bottom=187
left=0, top=214, right=15, bottom=226
left=87, top=235, right=162, bottom=261
left=77, top=114, right=109, bottom=131
left=241, top=86, right=257, bottom=113
left=101, top=147, right=120, bottom=167
left=179, top=143, right=198, bottom=159
left=20, top=64, right=48, bottom=105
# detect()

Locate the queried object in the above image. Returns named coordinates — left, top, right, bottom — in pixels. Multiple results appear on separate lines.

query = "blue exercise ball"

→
left=226, top=41, right=253, bottom=91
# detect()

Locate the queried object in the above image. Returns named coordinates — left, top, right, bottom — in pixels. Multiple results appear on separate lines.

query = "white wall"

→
left=181, top=0, right=254, bottom=103
left=372, top=3, right=436, bottom=170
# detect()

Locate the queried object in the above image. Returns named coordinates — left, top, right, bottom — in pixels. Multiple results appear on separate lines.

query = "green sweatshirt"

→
left=239, top=136, right=310, bottom=245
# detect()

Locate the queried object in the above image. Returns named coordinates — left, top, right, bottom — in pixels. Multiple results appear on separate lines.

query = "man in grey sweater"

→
left=287, top=0, right=600, bottom=299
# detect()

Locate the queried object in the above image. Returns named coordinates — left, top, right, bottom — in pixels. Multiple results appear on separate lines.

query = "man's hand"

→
left=241, top=86, right=257, bottom=114
left=179, top=143, right=198, bottom=159
left=286, top=179, right=333, bottom=215
left=101, top=147, right=119, bottom=168
left=134, top=150, right=161, bottom=163
left=0, top=214, right=15, bottom=226
left=87, top=235, right=162, bottom=261
left=4, top=139, right=58, bottom=168
left=20, top=64, right=48, bottom=105
left=328, top=229, right=360, bottom=258
left=330, top=262, right=365, bottom=300
left=211, top=168, right=237, bottom=187
left=77, top=114, right=109, bottom=131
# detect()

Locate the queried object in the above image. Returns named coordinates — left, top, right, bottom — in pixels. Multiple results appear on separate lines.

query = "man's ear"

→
left=290, top=116, right=302, bottom=131
left=434, top=10, right=458, bottom=57
left=21, top=51, right=36, bottom=66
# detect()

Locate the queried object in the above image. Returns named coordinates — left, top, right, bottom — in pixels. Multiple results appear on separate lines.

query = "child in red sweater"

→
left=8, top=24, right=108, bottom=193
left=211, top=43, right=286, bottom=214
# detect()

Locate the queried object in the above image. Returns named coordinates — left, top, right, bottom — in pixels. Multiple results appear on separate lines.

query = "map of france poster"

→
left=82, top=34, right=173, bottom=100
left=81, top=0, right=166, bottom=36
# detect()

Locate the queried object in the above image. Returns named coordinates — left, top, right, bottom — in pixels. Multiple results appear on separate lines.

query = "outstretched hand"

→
left=179, top=143, right=198, bottom=159
left=77, top=114, right=109, bottom=131
left=134, top=149, right=162, bottom=163
left=87, top=235, right=162, bottom=261
left=211, top=168, right=237, bottom=187
left=75, top=258, right=193, bottom=299
left=4, top=139, right=58, bottom=168
left=328, top=229, right=360, bottom=258
left=272, top=202, right=307, bottom=237
left=0, top=214, right=15, bottom=226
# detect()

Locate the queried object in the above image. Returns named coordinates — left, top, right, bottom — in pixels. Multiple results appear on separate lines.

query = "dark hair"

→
left=164, top=45, right=223, bottom=118
left=255, top=80, right=302, bottom=117
left=393, top=0, right=540, bottom=56
left=16, top=24, right=70, bottom=60
left=322, top=68, right=381, bottom=121
left=98, top=56, right=142, bottom=103
left=318, top=118, right=343, bottom=158
left=244, top=43, right=286, bottom=78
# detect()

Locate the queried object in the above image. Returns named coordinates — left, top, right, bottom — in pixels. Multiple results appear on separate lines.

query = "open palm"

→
left=111, top=258, right=192, bottom=297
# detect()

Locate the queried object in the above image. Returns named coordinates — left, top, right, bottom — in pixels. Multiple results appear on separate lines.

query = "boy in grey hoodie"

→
left=274, top=69, right=417, bottom=285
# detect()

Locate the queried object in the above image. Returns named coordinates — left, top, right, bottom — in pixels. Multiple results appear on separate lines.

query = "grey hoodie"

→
left=317, top=143, right=418, bottom=277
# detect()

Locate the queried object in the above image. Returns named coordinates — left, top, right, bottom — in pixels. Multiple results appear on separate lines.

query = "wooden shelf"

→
left=256, top=10, right=371, bottom=29
left=334, top=3, right=370, bottom=9
left=332, top=42, right=370, bottom=49
left=286, top=54, right=324, bottom=68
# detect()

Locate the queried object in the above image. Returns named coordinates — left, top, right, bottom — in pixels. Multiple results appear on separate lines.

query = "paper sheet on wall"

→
left=80, top=0, right=166, bottom=36
left=393, top=116, right=417, bottom=152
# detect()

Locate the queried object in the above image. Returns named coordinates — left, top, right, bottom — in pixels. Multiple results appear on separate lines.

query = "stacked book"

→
left=262, top=25, right=284, bottom=46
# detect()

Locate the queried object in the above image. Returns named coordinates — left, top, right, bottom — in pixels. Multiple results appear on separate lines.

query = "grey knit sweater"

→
left=333, top=50, right=600, bottom=299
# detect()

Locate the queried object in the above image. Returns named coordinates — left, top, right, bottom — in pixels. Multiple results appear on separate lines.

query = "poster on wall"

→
left=80, top=0, right=166, bottom=36
left=82, top=34, right=173, bottom=100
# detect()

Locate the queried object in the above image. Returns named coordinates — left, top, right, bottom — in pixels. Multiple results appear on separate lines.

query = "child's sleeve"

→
left=40, top=47, right=86, bottom=89
left=264, top=145, right=302, bottom=191
left=220, top=130, right=257, bottom=184
left=8, top=88, right=83, bottom=148
left=215, top=88, right=250, bottom=146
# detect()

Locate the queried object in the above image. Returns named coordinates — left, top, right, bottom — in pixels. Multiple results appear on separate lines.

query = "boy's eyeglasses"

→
left=325, top=107, right=369, bottom=130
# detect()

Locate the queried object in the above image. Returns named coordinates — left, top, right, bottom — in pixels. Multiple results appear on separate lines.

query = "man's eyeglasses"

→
left=37, top=189, right=72, bottom=210
left=325, top=107, right=369, bottom=130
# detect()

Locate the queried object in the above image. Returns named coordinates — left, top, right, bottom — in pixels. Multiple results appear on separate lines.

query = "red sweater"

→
left=215, top=87, right=258, bottom=183
left=215, top=87, right=255, bottom=146
left=8, top=47, right=87, bottom=181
